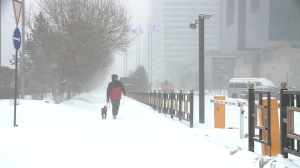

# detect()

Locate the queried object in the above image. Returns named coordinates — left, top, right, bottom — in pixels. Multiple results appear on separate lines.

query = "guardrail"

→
left=127, top=90, right=194, bottom=128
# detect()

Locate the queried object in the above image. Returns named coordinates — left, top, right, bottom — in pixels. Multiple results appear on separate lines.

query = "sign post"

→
left=12, top=0, right=22, bottom=127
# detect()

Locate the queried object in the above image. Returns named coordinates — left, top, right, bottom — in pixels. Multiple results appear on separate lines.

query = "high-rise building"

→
left=221, top=0, right=300, bottom=89
left=150, top=0, right=221, bottom=89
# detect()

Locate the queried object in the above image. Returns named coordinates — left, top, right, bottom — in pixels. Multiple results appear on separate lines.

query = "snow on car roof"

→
left=230, top=78, right=258, bottom=80
left=229, top=78, right=277, bottom=87
left=257, top=78, right=276, bottom=86
left=229, top=78, right=258, bottom=83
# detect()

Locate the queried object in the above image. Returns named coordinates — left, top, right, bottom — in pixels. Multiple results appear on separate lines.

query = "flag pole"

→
left=139, top=23, right=141, bottom=66
left=126, top=31, right=128, bottom=77
left=148, top=26, right=150, bottom=79
left=136, top=26, right=138, bottom=69
left=151, top=24, right=153, bottom=85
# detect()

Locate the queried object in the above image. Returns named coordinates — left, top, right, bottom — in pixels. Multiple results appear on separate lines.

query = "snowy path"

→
left=0, top=92, right=299, bottom=168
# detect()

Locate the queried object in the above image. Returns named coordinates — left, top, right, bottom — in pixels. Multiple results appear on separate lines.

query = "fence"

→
left=127, top=90, right=194, bottom=128
left=246, top=82, right=300, bottom=158
left=248, top=83, right=273, bottom=155
left=280, top=82, right=300, bottom=158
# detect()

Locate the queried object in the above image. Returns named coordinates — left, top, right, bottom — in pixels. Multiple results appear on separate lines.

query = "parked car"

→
left=240, top=85, right=280, bottom=100
left=228, top=77, right=277, bottom=98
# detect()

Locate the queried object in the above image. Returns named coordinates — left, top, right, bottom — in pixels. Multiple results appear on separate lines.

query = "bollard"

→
left=239, top=104, right=245, bottom=139
left=258, top=97, right=280, bottom=156
left=214, top=95, right=225, bottom=129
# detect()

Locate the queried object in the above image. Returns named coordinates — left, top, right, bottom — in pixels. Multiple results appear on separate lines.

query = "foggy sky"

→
left=111, top=0, right=151, bottom=78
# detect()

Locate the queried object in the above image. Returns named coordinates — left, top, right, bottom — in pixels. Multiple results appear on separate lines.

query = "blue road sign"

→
left=13, top=28, right=21, bottom=50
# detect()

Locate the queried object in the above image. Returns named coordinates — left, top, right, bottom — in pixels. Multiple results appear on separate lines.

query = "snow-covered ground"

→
left=0, top=91, right=299, bottom=168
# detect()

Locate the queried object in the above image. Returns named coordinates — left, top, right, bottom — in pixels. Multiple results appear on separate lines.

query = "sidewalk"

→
left=0, top=92, right=298, bottom=168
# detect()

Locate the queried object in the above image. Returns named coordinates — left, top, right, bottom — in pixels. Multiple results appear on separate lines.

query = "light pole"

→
left=0, top=0, right=1, bottom=93
left=189, top=13, right=213, bottom=124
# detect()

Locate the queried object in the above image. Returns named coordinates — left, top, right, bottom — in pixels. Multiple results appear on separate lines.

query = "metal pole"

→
left=179, top=90, right=182, bottom=120
left=190, top=90, right=194, bottom=128
left=148, top=28, right=150, bottom=78
left=199, top=16, right=205, bottom=123
left=14, top=50, right=18, bottom=127
left=126, top=31, right=128, bottom=77
left=280, top=82, right=288, bottom=158
left=286, top=73, right=288, bottom=88
left=267, top=92, right=271, bottom=147
left=123, top=55, right=125, bottom=77
left=0, top=0, right=1, bottom=93
left=240, top=105, right=244, bottom=139
left=248, top=83, right=255, bottom=152
left=21, top=0, right=25, bottom=99
left=151, top=27, right=153, bottom=86
left=139, top=23, right=140, bottom=66
left=150, top=24, right=153, bottom=89
left=136, top=26, right=138, bottom=69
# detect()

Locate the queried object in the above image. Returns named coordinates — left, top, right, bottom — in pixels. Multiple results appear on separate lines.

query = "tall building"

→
left=221, top=0, right=300, bottom=89
left=187, top=50, right=235, bottom=90
left=150, top=0, right=221, bottom=89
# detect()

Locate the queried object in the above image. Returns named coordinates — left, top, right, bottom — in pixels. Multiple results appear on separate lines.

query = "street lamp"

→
left=0, top=0, right=1, bottom=94
left=189, top=13, right=213, bottom=124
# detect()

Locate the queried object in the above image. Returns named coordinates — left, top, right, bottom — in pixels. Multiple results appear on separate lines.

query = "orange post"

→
left=214, top=96, right=225, bottom=128
left=258, top=98, right=280, bottom=156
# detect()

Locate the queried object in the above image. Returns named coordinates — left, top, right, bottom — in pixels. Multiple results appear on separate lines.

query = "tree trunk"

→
left=67, top=84, right=72, bottom=100
left=52, top=83, right=56, bottom=101
left=57, top=82, right=65, bottom=104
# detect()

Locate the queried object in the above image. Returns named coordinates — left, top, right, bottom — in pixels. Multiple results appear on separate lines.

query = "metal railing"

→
left=128, top=90, right=194, bottom=128
left=280, top=82, right=300, bottom=158
left=248, top=83, right=272, bottom=154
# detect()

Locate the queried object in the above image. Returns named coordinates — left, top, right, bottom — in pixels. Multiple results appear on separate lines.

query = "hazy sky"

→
left=1, top=0, right=151, bottom=78
left=111, top=0, right=151, bottom=78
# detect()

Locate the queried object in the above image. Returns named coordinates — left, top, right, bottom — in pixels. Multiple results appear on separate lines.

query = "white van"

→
left=228, top=78, right=278, bottom=98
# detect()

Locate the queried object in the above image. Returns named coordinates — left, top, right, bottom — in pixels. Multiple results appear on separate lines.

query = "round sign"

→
left=13, top=28, right=21, bottom=50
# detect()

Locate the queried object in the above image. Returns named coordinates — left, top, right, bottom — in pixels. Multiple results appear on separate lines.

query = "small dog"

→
left=101, top=106, right=107, bottom=119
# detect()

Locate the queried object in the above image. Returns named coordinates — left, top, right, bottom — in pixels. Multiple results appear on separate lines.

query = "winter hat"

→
left=111, top=74, right=118, bottom=81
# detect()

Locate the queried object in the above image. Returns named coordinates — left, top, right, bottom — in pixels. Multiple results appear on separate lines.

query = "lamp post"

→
left=189, top=13, right=213, bottom=124
left=0, top=0, right=1, bottom=92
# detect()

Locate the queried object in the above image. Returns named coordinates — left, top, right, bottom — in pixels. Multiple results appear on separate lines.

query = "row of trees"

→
left=14, top=0, right=134, bottom=103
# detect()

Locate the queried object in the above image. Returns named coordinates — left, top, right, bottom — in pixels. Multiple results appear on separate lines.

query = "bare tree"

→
left=25, top=0, right=134, bottom=103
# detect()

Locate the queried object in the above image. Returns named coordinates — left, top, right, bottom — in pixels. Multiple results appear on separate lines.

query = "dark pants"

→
left=111, top=99, right=120, bottom=116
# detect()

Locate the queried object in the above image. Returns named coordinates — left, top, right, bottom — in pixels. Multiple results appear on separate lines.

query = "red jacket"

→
left=107, top=81, right=126, bottom=100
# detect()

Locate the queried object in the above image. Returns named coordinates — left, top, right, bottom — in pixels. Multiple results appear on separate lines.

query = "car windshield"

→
left=268, top=86, right=280, bottom=92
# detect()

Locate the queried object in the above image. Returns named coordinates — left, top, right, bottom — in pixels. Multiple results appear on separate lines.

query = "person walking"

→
left=106, top=74, right=126, bottom=119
